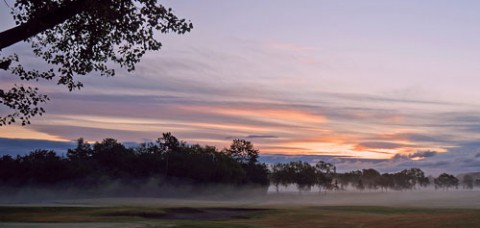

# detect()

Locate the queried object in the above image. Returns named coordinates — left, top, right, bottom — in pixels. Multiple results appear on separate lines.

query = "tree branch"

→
left=0, top=0, right=88, bottom=50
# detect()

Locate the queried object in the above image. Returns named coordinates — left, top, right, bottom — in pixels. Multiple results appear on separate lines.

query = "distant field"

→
left=1, top=205, right=480, bottom=227
left=1, top=191, right=480, bottom=227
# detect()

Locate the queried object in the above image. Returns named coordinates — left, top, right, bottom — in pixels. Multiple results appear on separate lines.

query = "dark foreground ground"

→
left=1, top=191, right=479, bottom=227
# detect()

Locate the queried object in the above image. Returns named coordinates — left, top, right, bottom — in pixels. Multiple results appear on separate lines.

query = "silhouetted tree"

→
left=223, top=140, right=268, bottom=186
left=67, top=138, right=93, bottom=160
left=401, top=168, right=429, bottom=189
left=378, top=173, right=394, bottom=191
left=344, top=170, right=364, bottom=190
left=157, top=132, right=181, bottom=179
left=434, top=173, right=459, bottom=190
left=335, top=173, right=350, bottom=190
left=243, top=162, right=270, bottom=186
left=65, top=138, right=98, bottom=184
left=292, top=161, right=317, bottom=192
left=0, top=0, right=192, bottom=125
left=356, top=179, right=365, bottom=191
left=270, top=164, right=283, bottom=192
left=134, top=141, right=163, bottom=177
left=0, top=133, right=273, bottom=194
left=0, top=155, right=17, bottom=186
left=92, top=138, right=135, bottom=178
left=270, top=161, right=328, bottom=193
left=224, top=139, right=259, bottom=164
left=315, top=161, right=335, bottom=192
left=392, top=171, right=413, bottom=190
left=462, top=175, right=474, bottom=190
left=361, top=168, right=381, bottom=190
left=270, top=163, right=293, bottom=192
left=158, top=132, right=181, bottom=152
left=17, top=149, right=69, bottom=185
left=2, top=133, right=470, bottom=196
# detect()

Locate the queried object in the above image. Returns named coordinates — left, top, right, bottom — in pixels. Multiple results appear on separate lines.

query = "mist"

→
left=0, top=177, right=267, bottom=204
left=1, top=180, right=479, bottom=210
left=1, top=135, right=479, bottom=210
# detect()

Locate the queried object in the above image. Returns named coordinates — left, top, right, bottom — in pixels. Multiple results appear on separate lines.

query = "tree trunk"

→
left=0, top=0, right=88, bottom=51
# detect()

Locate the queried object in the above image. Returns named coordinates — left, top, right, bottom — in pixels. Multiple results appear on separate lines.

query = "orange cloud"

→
left=296, top=134, right=358, bottom=144
left=46, top=115, right=190, bottom=133
left=188, top=122, right=271, bottom=134
left=270, top=140, right=395, bottom=159
left=0, top=125, right=67, bottom=142
left=180, top=106, right=327, bottom=127
left=263, top=129, right=449, bottom=160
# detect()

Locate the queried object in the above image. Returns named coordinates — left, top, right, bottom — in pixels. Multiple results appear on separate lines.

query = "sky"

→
left=1, top=0, right=480, bottom=175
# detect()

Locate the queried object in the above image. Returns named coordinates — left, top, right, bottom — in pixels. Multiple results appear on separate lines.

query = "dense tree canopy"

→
left=0, top=134, right=270, bottom=194
left=434, top=173, right=459, bottom=190
left=0, top=134, right=475, bottom=196
left=269, top=161, right=336, bottom=193
left=269, top=165, right=446, bottom=193
left=0, top=0, right=193, bottom=125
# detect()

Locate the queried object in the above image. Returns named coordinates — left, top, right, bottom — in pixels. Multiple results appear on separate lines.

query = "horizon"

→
left=0, top=136, right=475, bottom=176
left=2, top=0, right=480, bottom=175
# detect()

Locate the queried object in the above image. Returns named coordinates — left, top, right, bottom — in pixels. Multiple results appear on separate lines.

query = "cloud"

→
left=409, top=150, right=437, bottom=158
left=392, top=150, right=438, bottom=160
left=376, top=133, right=444, bottom=143
left=321, top=92, right=457, bottom=107
left=391, top=154, right=408, bottom=160
left=3, top=28, right=480, bottom=176
left=246, top=135, right=278, bottom=139
left=449, top=141, right=480, bottom=155
left=259, top=154, right=353, bottom=165
left=356, top=142, right=405, bottom=150
left=225, top=135, right=279, bottom=140
left=30, top=125, right=157, bottom=143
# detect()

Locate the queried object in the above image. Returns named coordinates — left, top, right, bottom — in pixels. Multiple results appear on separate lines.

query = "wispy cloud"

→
left=2, top=9, right=480, bottom=176
left=355, top=142, right=407, bottom=150
left=246, top=135, right=278, bottom=139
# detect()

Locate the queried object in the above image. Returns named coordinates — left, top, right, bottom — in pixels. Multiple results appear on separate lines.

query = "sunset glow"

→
left=2, top=0, right=480, bottom=174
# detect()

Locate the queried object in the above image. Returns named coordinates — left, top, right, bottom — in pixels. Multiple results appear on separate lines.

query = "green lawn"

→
left=0, top=205, right=479, bottom=227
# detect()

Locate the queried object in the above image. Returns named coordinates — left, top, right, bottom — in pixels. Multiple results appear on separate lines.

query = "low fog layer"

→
left=76, top=191, right=480, bottom=209
left=1, top=136, right=478, bottom=209
left=2, top=184, right=479, bottom=209
left=0, top=178, right=266, bottom=204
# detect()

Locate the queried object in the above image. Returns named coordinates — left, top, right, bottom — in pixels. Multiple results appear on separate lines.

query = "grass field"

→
left=1, top=204, right=480, bottom=227
left=1, top=191, right=479, bottom=227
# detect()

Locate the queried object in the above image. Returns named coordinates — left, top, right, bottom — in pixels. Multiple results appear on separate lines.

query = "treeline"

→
left=0, top=133, right=269, bottom=192
left=270, top=161, right=478, bottom=193
left=0, top=133, right=478, bottom=195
